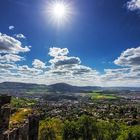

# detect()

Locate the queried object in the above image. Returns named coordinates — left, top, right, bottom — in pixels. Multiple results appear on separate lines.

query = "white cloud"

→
left=114, top=47, right=140, bottom=66
left=14, top=34, right=26, bottom=39
left=71, top=65, right=93, bottom=75
left=45, top=47, right=100, bottom=85
left=0, top=33, right=30, bottom=54
left=0, top=42, right=139, bottom=86
left=50, top=56, right=81, bottom=67
left=17, top=65, right=43, bottom=76
left=0, top=54, right=24, bottom=63
left=49, top=47, right=81, bottom=68
left=9, top=25, right=15, bottom=30
left=0, top=63, right=16, bottom=69
left=49, top=47, right=69, bottom=57
left=32, top=59, right=46, bottom=69
left=127, top=0, right=140, bottom=11
left=100, top=67, right=140, bottom=87
left=48, top=48, right=96, bottom=77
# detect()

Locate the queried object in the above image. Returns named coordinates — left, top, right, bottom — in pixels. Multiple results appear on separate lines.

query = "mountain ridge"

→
left=0, top=82, right=140, bottom=94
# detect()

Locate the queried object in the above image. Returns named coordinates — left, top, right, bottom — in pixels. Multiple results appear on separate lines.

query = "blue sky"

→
left=0, top=0, right=140, bottom=86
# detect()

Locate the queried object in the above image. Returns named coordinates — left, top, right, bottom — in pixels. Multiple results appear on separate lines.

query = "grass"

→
left=90, top=92, right=117, bottom=100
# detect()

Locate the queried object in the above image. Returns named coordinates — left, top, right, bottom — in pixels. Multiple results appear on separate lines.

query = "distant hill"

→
left=0, top=82, right=47, bottom=90
left=0, top=82, right=48, bottom=95
left=102, top=87, right=140, bottom=91
left=0, top=82, right=139, bottom=95
left=0, top=82, right=101, bottom=94
left=47, top=83, right=101, bottom=93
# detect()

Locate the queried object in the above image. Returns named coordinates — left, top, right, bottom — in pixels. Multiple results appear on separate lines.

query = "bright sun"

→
left=52, top=3, right=66, bottom=19
left=47, top=0, right=73, bottom=26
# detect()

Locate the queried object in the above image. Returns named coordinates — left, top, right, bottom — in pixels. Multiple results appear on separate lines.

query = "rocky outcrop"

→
left=0, top=95, right=11, bottom=135
left=3, top=122, right=29, bottom=140
left=0, top=95, right=39, bottom=140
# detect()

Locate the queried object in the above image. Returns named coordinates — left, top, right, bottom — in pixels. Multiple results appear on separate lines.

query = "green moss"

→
left=10, top=108, right=32, bottom=128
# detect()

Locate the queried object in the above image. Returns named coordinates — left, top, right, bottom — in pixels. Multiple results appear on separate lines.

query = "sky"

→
left=0, top=0, right=140, bottom=86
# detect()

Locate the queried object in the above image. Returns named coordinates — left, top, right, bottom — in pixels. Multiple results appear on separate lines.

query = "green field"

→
left=11, top=97, right=37, bottom=107
left=90, top=92, right=117, bottom=100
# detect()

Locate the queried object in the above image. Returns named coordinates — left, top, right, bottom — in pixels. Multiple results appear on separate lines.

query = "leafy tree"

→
left=96, top=121, right=120, bottom=140
left=78, top=115, right=97, bottom=140
left=117, top=126, right=140, bottom=140
left=62, top=120, right=80, bottom=140
left=39, top=118, right=63, bottom=140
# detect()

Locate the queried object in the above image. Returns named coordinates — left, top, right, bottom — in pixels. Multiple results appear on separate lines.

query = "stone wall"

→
left=0, top=95, right=39, bottom=140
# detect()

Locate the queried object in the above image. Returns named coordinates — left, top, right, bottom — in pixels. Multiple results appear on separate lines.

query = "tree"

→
left=117, top=126, right=140, bottom=140
left=96, top=121, right=120, bottom=140
left=39, top=118, right=63, bottom=140
left=62, top=120, right=80, bottom=140
left=78, top=115, right=97, bottom=140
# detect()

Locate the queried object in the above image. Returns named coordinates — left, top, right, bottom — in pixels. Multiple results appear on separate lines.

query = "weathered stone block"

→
left=28, top=115, right=39, bottom=140
left=19, top=123, right=29, bottom=140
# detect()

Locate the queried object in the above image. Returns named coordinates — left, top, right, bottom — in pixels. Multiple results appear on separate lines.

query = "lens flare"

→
left=47, top=0, right=73, bottom=26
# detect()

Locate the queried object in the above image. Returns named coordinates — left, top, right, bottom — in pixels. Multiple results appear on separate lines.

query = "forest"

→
left=39, top=115, right=140, bottom=140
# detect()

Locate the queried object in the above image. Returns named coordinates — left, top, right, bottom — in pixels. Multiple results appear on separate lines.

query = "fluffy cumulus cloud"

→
left=17, top=65, right=43, bottom=76
left=127, top=0, right=140, bottom=11
left=0, top=63, right=16, bottom=69
left=100, top=46, right=140, bottom=86
left=49, top=56, right=81, bottom=67
left=49, top=47, right=69, bottom=57
left=101, top=67, right=140, bottom=86
left=102, top=68, right=130, bottom=81
left=0, top=32, right=139, bottom=87
left=114, top=47, right=140, bottom=66
left=0, top=54, right=24, bottom=63
left=0, top=33, right=36, bottom=83
left=49, top=47, right=81, bottom=68
left=32, top=59, right=46, bottom=69
left=0, top=33, right=30, bottom=54
left=46, top=47, right=100, bottom=86
left=9, top=25, right=15, bottom=30
left=0, top=40, right=100, bottom=85
left=71, top=65, right=92, bottom=75
left=14, top=34, right=26, bottom=39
